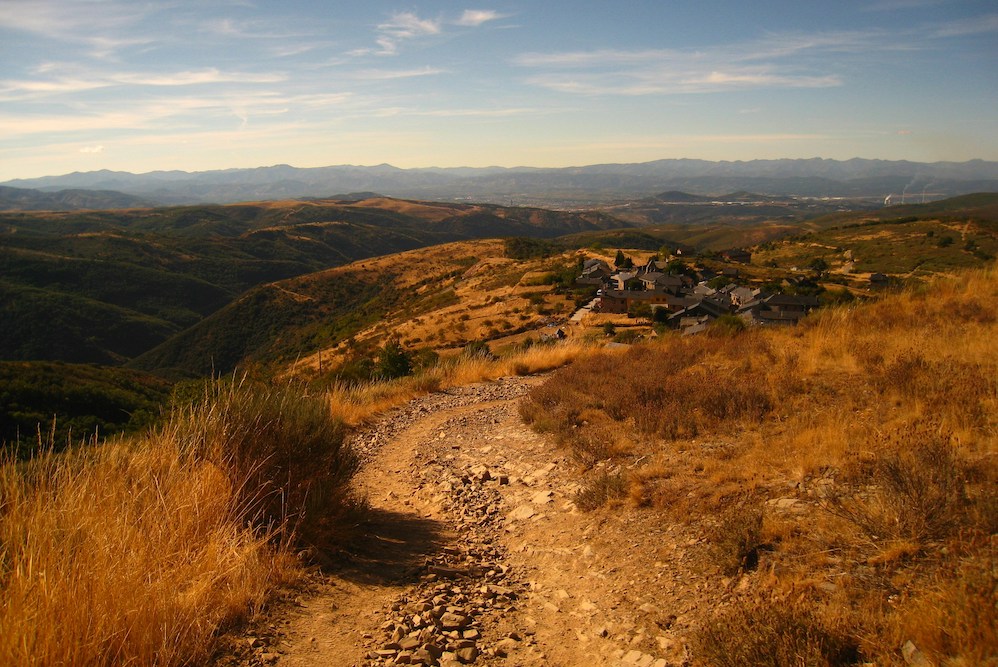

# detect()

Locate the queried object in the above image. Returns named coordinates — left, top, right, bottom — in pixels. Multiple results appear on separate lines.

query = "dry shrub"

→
left=521, top=337, right=776, bottom=462
left=825, top=423, right=975, bottom=544
left=896, top=548, right=997, bottom=665
left=708, top=503, right=766, bottom=575
left=693, top=598, right=858, bottom=667
left=565, top=419, right=621, bottom=468
left=573, top=471, right=627, bottom=511
left=877, top=352, right=994, bottom=428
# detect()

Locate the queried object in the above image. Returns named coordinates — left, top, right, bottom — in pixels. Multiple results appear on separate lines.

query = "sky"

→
left=1, top=0, right=997, bottom=181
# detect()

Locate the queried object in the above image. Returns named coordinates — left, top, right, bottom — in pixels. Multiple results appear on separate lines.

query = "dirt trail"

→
left=224, top=376, right=714, bottom=667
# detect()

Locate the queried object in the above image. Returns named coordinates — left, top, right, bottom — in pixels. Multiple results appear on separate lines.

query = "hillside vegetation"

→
left=0, top=197, right=624, bottom=364
left=0, top=361, right=171, bottom=457
left=131, top=239, right=596, bottom=377
left=521, top=265, right=997, bottom=664
left=0, top=185, right=154, bottom=211
left=754, top=193, right=998, bottom=280
left=1, top=256, right=994, bottom=664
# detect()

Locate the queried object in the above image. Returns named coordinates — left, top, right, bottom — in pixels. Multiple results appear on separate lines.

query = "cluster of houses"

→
left=577, top=253, right=820, bottom=335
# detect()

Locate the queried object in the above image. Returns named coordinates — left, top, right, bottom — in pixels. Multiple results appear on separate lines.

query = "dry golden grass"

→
left=524, top=264, right=998, bottom=665
left=0, top=439, right=298, bottom=666
left=291, top=241, right=590, bottom=373
left=0, top=379, right=356, bottom=666
left=327, top=339, right=598, bottom=426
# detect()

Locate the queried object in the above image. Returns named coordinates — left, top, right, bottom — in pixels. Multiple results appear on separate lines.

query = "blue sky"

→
left=1, top=0, right=996, bottom=180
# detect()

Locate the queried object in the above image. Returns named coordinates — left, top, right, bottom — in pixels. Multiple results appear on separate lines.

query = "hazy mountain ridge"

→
left=5, top=159, right=997, bottom=207
left=0, top=185, right=155, bottom=211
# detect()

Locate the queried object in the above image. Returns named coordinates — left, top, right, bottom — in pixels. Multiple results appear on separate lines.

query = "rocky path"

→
left=226, top=376, right=711, bottom=667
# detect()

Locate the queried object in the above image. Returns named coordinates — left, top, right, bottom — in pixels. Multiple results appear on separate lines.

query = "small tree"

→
left=614, top=249, right=627, bottom=267
left=628, top=302, right=653, bottom=319
left=808, top=257, right=829, bottom=273
left=376, top=338, right=412, bottom=380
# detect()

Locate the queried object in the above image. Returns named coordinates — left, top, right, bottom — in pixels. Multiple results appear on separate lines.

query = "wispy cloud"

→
left=380, top=11, right=442, bottom=38
left=353, top=8, right=506, bottom=56
left=521, top=61, right=842, bottom=96
left=863, top=0, right=941, bottom=11
left=0, top=0, right=161, bottom=58
left=0, top=68, right=288, bottom=102
left=416, top=107, right=536, bottom=117
left=112, top=69, right=287, bottom=86
left=455, top=10, right=508, bottom=27
left=932, top=12, right=998, bottom=37
left=371, top=106, right=542, bottom=118
left=358, top=11, right=442, bottom=55
left=351, top=67, right=445, bottom=81
left=78, top=144, right=104, bottom=153
left=513, top=27, right=939, bottom=95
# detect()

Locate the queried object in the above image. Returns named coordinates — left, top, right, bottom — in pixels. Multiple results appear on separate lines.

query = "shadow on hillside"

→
left=323, top=507, right=449, bottom=586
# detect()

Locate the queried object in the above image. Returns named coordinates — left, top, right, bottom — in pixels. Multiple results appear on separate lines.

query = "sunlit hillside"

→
left=521, top=265, right=997, bottom=665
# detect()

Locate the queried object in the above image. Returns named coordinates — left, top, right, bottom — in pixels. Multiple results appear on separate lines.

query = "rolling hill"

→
left=0, top=185, right=155, bottom=211
left=1, top=197, right=626, bottom=365
left=126, top=194, right=998, bottom=379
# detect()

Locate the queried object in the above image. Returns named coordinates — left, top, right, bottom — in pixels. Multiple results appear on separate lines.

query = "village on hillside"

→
left=574, top=246, right=882, bottom=335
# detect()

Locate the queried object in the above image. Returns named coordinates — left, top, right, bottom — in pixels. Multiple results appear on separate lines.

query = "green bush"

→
left=711, top=314, right=747, bottom=335
left=376, top=339, right=413, bottom=380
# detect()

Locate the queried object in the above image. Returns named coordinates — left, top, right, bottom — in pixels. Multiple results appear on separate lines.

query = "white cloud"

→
left=378, top=11, right=442, bottom=39
left=352, top=67, right=445, bottom=81
left=0, top=1, right=160, bottom=58
left=111, top=69, right=287, bottom=86
left=455, top=10, right=507, bottom=27
left=513, top=29, right=904, bottom=95
left=366, top=11, right=442, bottom=54
left=79, top=144, right=104, bottom=153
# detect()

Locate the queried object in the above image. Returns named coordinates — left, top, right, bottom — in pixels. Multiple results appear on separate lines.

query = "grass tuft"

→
left=694, top=599, right=859, bottom=667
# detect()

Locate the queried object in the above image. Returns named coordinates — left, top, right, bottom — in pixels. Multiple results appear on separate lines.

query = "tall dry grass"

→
left=0, top=379, right=355, bottom=666
left=522, top=265, right=998, bottom=665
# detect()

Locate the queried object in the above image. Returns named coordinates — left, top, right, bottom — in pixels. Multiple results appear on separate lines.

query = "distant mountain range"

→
left=0, top=185, right=155, bottom=211
left=4, top=158, right=998, bottom=208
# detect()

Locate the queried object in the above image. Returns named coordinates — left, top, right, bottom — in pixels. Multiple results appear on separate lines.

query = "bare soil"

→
left=216, top=376, right=728, bottom=667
